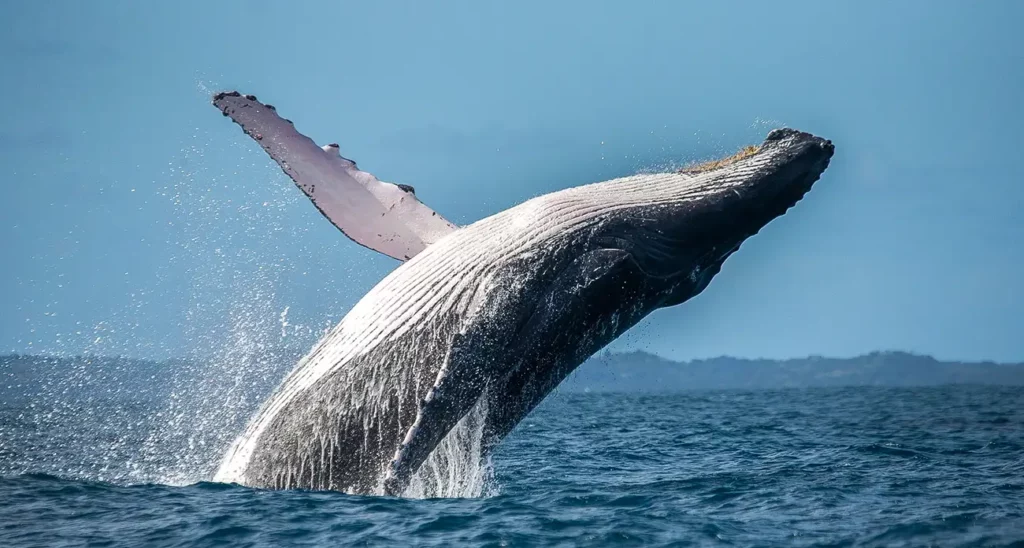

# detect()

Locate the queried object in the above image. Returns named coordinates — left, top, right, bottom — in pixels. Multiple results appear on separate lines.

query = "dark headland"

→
left=564, top=350, right=1024, bottom=393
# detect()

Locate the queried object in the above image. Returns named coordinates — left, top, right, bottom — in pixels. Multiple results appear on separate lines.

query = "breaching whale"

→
left=209, top=91, right=834, bottom=496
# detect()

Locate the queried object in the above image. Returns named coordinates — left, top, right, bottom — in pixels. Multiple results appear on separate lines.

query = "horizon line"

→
left=4, top=349, right=1023, bottom=367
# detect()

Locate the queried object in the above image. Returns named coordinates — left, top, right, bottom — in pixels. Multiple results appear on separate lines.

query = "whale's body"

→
left=210, top=92, right=834, bottom=496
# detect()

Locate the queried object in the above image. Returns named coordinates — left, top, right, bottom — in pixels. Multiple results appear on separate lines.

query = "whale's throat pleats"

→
left=213, top=91, right=458, bottom=261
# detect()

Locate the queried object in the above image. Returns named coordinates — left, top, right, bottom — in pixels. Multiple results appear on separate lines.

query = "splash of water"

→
left=403, top=396, right=497, bottom=499
left=128, top=123, right=327, bottom=485
left=134, top=287, right=286, bottom=485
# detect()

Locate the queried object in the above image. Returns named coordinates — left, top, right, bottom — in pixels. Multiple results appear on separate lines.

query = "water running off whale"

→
left=209, top=91, right=835, bottom=497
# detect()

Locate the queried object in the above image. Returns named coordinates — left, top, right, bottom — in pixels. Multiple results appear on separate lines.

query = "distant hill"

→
left=2, top=351, right=1023, bottom=403
left=561, top=351, right=1024, bottom=393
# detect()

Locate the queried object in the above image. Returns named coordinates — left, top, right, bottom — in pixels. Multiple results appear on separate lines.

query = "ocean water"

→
left=2, top=386, right=1022, bottom=546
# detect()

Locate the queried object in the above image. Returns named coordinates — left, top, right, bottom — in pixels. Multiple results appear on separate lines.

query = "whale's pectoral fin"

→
left=483, top=248, right=650, bottom=442
left=212, top=91, right=458, bottom=261
left=381, top=322, right=503, bottom=496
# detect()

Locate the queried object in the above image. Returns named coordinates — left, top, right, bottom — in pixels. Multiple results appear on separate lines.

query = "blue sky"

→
left=1, top=1, right=1022, bottom=362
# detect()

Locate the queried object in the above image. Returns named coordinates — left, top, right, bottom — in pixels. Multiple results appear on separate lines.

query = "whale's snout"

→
left=677, top=128, right=836, bottom=275
left=755, top=128, right=834, bottom=211
left=765, top=127, right=833, bottom=151
left=765, top=128, right=834, bottom=169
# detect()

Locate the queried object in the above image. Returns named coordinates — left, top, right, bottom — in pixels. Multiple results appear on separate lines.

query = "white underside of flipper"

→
left=213, top=91, right=458, bottom=261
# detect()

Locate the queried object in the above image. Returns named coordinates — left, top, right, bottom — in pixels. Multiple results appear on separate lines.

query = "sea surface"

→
left=2, top=386, right=1022, bottom=546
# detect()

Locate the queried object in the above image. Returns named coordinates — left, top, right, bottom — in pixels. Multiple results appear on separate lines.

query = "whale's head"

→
left=592, top=128, right=834, bottom=308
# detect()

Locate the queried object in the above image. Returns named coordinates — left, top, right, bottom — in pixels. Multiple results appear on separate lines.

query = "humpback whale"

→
left=209, top=91, right=834, bottom=496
